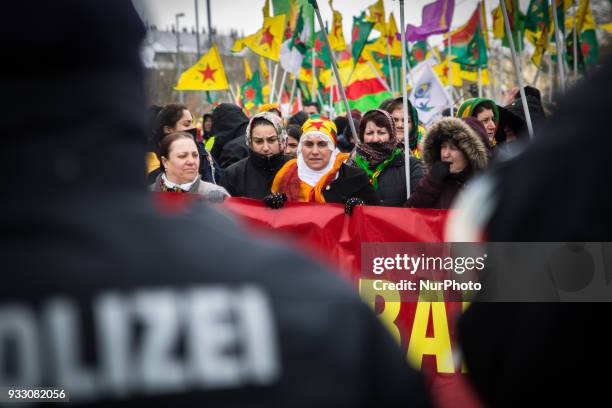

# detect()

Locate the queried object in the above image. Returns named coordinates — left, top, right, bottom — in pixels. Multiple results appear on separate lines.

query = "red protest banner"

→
left=220, top=198, right=482, bottom=408
left=153, top=193, right=482, bottom=407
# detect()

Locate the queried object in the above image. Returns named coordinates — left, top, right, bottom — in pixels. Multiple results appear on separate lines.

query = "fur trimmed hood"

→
left=422, top=117, right=488, bottom=172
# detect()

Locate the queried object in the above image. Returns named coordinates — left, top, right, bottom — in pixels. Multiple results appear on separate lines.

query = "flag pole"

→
left=229, top=85, right=238, bottom=104
left=550, top=0, right=566, bottom=93
left=500, top=0, right=534, bottom=139
left=288, top=77, right=297, bottom=106
left=309, top=0, right=357, bottom=141
left=367, top=61, right=391, bottom=91
left=328, top=82, right=334, bottom=119
left=447, top=33, right=453, bottom=115
left=268, top=58, right=273, bottom=96
left=398, top=0, right=411, bottom=200
left=270, top=62, right=279, bottom=103
left=532, top=67, right=541, bottom=87
left=572, top=0, right=578, bottom=77
left=311, top=49, right=316, bottom=102
left=548, top=52, right=554, bottom=103
left=277, top=67, right=288, bottom=105
left=478, top=67, right=483, bottom=97
left=386, top=43, right=396, bottom=95
left=405, top=42, right=414, bottom=87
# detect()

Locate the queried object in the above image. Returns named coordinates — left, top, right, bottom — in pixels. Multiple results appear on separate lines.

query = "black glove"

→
left=263, top=192, right=287, bottom=209
left=345, top=197, right=365, bottom=215
left=430, top=161, right=451, bottom=182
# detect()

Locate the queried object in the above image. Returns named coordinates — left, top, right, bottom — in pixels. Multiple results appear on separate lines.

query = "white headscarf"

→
left=296, top=131, right=340, bottom=187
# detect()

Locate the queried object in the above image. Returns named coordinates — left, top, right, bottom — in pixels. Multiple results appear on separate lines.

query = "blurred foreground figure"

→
left=454, top=56, right=612, bottom=406
left=0, top=2, right=429, bottom=407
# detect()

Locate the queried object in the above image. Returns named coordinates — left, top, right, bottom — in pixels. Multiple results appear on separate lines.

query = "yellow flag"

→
left=479, top=1, right=490, bottom=48
left=363, top=36, right=388, bottom=56
left=243, top=59, right=253, bottom=80
left=491, top=3, right=504, bottom=39
left=367, top=0, right=387, bottom=36
left=298, top=67, right=319, bottom=88
left=262, top=0, right=270, bottom=19
left=231, top=15, right=286, bottom=61
left=260, top=56, right=269, bottom=80
left=328, top=1, right=346, bottom=51
left=599, top=22, right=612, bottom=33
left=433, top=60, right=463, bottom=87
left=566, top=0, right=595, bottom=32
left=175, top=45, right=229, bottom=91
left=386, top=13, right=402, bottom=57
left=459, top=67, right=489, bottom=85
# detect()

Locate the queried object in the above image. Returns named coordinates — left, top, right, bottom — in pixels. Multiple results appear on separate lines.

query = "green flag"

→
left=302, top=31, right=332, bottom=69
left=453, top=21, right=488, bottom=68
left=241, top=71, right=264, bottom=110
left=408, top=40, right=428, bottom=67
left=351, top=12, right=374, bottom=62
left=580, top=29, right=599, bottom=65
left=524, top=0, right=549, bottom=36
left=272, top=0, right=291, bottom=16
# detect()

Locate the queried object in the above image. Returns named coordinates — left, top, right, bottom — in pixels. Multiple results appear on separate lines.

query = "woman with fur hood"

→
left=404, top=117, right=488, bottom=209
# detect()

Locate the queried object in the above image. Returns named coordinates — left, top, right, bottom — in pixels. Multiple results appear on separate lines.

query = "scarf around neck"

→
left=354, top=146, right=401, bottom=190
left=160, top=173, right=199, bottom=192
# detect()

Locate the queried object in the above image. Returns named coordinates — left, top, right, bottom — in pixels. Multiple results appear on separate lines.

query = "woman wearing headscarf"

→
left=350, top=109, right=424, bottom=207
left=220, top=111, right=290, bottom=199
left=456, top=98, right=500, bottom=148
left=265, top=117, right=376, bottom=214
left=379, top=96, right=425, bottom=158
left=405, top=117, right=488, bottom=209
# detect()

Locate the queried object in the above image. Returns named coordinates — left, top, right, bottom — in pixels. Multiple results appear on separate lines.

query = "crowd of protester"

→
left=149, top=81, right=547, bottom=212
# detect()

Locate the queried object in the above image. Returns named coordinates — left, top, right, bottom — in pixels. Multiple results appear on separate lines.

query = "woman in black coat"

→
left=265, top=117, right=376, bottom=214
left=220, top=111, right=291, bottom=199
left=350, top=109, right=424, bottom=206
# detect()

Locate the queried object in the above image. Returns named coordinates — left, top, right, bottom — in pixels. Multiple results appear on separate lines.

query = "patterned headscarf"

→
left=245, top=111, right=287, bottom=150
left=354, top=109, right=403, bottom=190
left=300, top=117, right=338, bottom=146
left=456, top=98, right=500, bottom=125
left=356, top=109, right=400, bottom=166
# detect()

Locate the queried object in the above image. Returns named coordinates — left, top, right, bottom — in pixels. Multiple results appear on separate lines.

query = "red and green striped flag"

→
left=345, top=62, right=391, bottom=111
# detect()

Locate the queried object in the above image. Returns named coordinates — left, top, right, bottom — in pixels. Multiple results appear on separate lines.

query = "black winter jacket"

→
left=369, top=154, right=424, bottom=207
left=210, top=103, right=249, bottom=165
left=221, top=151, right=290, bottom=199
left=322, top=164, right=378, bottom=205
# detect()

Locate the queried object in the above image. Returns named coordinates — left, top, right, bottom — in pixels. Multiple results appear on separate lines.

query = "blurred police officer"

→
left=0, top=2, right=428, bottom=407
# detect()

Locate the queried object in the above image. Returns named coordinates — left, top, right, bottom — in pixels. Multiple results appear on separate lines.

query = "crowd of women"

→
left=146, top=86, right=544, bottom=212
